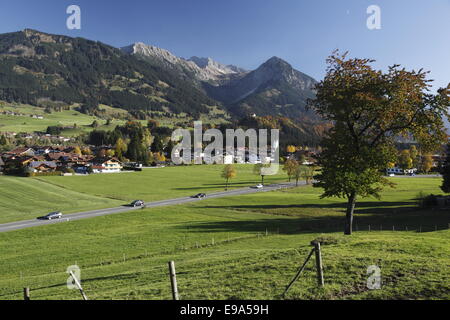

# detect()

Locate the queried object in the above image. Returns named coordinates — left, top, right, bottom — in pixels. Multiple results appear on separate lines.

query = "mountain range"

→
left=123, top=42, right=318, bottom=120
left=0, top=29, right=326, bottom=144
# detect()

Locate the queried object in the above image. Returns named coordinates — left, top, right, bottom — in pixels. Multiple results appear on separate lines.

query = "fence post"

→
left=313, top=242, right=324, bottom=287
left=282, top=248, right=315, bottom=297
left=23, top=287, right=30, bottom=300
left=168, top=261, right=179, bottom=300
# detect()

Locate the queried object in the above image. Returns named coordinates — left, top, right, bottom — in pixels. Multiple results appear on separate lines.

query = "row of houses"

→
left=0, top=146, right=123, bottom=175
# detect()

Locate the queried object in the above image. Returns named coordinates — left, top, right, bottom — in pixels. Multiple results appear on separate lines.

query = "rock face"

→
left=188, top=56, right=246, bottom=79
left=124, top=42, right=318, bottom=119
left=122, top=43, right=246, bottom=83
left=203, top=56, right=318, bottom=118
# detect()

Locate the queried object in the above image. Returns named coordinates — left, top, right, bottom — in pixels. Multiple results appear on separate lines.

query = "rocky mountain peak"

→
left=188, top=56, right=246, bottom=75
left=122, top=42, right=247, bottom=82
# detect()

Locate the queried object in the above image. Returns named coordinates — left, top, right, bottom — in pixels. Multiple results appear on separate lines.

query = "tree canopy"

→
left=308, top=51, right=450, bottom=235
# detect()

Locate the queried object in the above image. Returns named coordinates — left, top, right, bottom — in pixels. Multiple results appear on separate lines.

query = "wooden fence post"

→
left=69, top=270, right=88, bottom=301
left=23, top=287, right=30, bottom=300
left=282, top=248, right=315, bottom=297
left=168, top=261, right=179, bottom=300
left=313, top=242, right=324, bottom=287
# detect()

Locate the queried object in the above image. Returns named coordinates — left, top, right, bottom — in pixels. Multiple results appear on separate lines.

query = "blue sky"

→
left=0, top=0, right=449, bottom=91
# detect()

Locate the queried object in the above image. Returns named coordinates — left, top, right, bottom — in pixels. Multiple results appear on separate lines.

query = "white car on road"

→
left=38, top=212, right=63, bottom=220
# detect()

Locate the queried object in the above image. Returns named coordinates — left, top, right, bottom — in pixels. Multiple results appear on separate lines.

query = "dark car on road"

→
left=130, top=200, right=145, bottom=207
left=38, top=212, right=63, bottom=220
left=192, top=193, right=206, bottom=199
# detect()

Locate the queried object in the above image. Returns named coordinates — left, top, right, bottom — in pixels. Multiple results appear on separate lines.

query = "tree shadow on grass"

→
left=181, top=201, right=449, bottom=235
left=172, top=181, right=262, bottom=191
left=200, top=201, right=413, bottom=214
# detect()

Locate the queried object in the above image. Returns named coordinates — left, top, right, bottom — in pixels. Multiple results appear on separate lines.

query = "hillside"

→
left=126, top=42, right=318, bottom=120
left=204, top=57, right=318, bottom=119
left=121, top=43, right=246, bottom=85
left=0, top=29, right=218, bottom=118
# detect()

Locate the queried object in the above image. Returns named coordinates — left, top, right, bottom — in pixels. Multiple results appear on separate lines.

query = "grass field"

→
left=0, top=176, right=122, bottom=223
left=0, top=177, right=448, bottom=300
left=0, top=102, right=228, bottom=135
left=0, top=103, right=104, bottom=134
left=36, top=164, right=288, bottom=202
left=0, top=164, right=286, bottom=223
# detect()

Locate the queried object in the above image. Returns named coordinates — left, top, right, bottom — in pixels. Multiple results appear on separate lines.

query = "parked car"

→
left=255, top=184, right=264, bottom=189
left=38, top=212, right=62, bottom=220
left=192, top=193, right=207, bottom=199
left=130, top=200, right=145, bottom=207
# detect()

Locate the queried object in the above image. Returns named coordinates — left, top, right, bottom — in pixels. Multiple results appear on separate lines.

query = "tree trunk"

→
left=344, top=193, right=357, bottom=235
left=261, top=175, right=265, bottom=185
left=225, top=178, right=228, bottom=191
left=296, top=178, right=299, bottom=186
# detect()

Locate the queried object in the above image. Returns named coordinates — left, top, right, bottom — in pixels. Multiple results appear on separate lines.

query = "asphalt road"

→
left=0, top=181, right=302, bottom=233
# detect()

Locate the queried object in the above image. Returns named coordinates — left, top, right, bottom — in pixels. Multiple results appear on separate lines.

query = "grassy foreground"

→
left=0, top=178, right=448, bottom=300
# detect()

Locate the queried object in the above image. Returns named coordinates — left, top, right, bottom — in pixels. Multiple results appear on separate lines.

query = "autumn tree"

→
left=221, top=164, right=237, bottom=191
left=286, top=145, right=297, bottom=154
left=106, top=149, right=115, bottom=157
left=115, top=138, right=127, bottom=161
left=308, top=51, right=450, bottom=235
left=73, top=146, right=82, bottom=156
left=81, top=147, right=92, bottom=155
left=423, top=154, right=434, bottom=173
left=282, top=158, right=299, bottom=182
left=409, top=145, right=420, bottom=168
left=441, top=144, right=450, bottom=193
left=398, top=149, right=413, bottom=170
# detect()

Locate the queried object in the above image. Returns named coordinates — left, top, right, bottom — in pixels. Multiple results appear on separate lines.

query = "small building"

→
left=28, top=161, right=57, bottom=173
left=5, top=147, right=35, bottom=157
left=91, top=158, right=123, bottom=173
left=386, top=167, right=418, bottom=175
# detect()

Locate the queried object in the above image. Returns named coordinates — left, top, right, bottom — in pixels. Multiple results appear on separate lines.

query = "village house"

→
left=28, top=161, right=58, bottom=173
left=0, top=146, right=124, bottom=175
left=91, top=157, right=123, bottom=174
left=4, top=147, right=35, bottom=157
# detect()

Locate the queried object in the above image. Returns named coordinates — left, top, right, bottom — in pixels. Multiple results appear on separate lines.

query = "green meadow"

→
left=0, top=164, right=285, bottom=223
left=0, top=177, right=448, bottom=300
left=0, top=103, right=129, bottom=136
left=36, top=164, right=288, bottom=203
left=0, top=176, right=121, bottom=223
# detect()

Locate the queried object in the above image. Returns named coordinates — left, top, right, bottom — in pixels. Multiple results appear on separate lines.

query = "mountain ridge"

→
left=124, top=41, right=318, bottom=119
left=0, top=29, right=218, bottom=117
